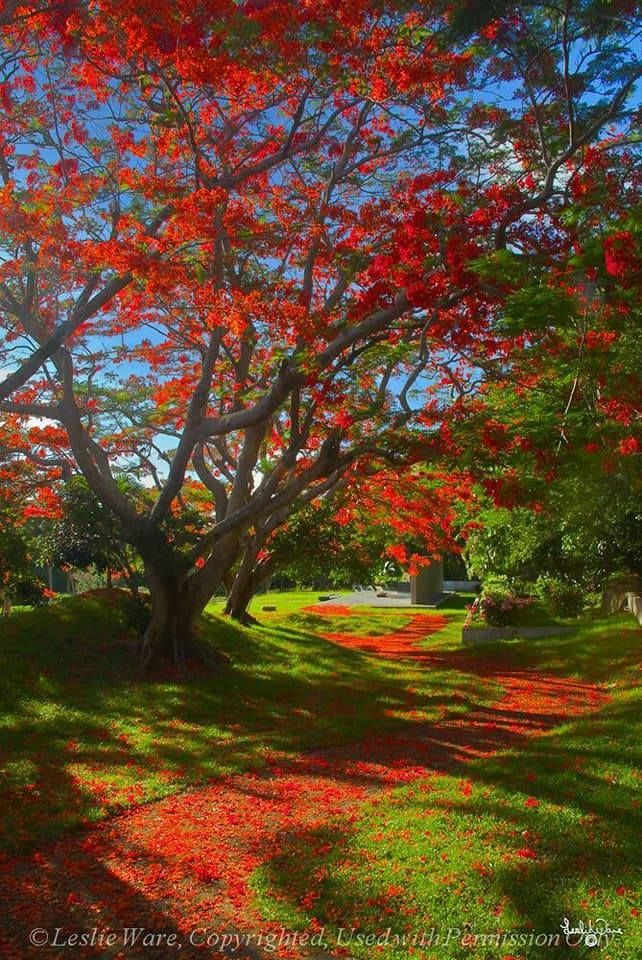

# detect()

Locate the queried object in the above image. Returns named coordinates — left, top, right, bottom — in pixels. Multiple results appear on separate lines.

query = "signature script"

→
left=561, top=917, right=624, bottom=948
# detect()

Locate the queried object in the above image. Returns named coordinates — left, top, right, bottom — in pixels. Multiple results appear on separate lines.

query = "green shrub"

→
left=535, top=575, right=584, bottom=617
left=507, top=577, right=537, bottom=598
left=5, top=576, right=49, bottom=608
left=480, top=575, right=512, bottom=599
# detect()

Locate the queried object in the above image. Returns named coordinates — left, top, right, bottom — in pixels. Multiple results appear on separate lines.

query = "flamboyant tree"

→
left=0, top=0, right=640, bottom=662
left=463, top=138, right=640, bottom=468
left=223, top=463, right=471, bottom=620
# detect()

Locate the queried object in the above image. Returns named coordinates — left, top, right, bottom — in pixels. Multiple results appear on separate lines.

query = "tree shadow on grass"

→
left=0, top=596, right=481, bottom=856
left=1, top=602, right=638, bottom=960
left=252, top=687, right=642, bottom=960
left=3, top=683, right=602, bottom=960
left=1, top=834, right=278, bottom=960
left=464, top=614, right=642, bottom=681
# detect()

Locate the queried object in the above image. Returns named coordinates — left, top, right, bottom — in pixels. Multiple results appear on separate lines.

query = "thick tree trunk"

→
left=138, top=542, right=239, bottom=668
left=138, top=566, right=193, bottom=667
left=139, top=579, right=229, bottom=669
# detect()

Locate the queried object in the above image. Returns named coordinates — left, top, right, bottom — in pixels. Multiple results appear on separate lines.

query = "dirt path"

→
left=0, top=613, right=608, bottom=960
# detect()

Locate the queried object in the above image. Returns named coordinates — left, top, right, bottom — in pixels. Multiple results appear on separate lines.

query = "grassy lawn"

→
left=4, top=588, right=639, bottom=957
left=0, top=590, right=491, bottom=855
left=251, top=612, right=642, bottom=960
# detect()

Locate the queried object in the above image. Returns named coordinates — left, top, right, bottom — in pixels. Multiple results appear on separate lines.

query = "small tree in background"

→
left=0, top=504, right=49, bottom=613
left=38, top=477, right=143, bottom=598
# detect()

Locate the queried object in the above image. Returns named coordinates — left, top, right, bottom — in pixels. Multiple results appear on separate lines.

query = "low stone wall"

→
left=602, top=575, right=642, bottom=615
left=444, top=580, right=480, bottom=592
left=626, top=593, right=642, bottom=626
left=462, top=624, right=575, bottom=645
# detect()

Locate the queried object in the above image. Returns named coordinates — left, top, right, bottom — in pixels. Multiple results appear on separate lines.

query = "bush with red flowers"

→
left=477, top=577, right=536, bottom=626
left=480, top=592, right=536, bottom=627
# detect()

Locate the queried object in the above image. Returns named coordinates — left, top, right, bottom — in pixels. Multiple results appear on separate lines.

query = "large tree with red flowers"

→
left=0, top=0, right=639, bottom=662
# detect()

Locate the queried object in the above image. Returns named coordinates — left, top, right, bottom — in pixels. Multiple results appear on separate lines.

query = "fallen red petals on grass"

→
left=0, top=606, right=611, bottom=960
left=322, top=613, right=449, bottom=659
left=302, top=604, right=354, bottom=616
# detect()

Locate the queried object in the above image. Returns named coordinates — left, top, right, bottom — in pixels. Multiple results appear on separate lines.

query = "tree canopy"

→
left=0, top=0, right=640, bottom=661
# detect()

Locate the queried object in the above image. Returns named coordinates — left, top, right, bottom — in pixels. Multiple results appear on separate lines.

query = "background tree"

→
left=37, top=476, right=144, bottom=597
left=463, top=472, right=642, bottom=589
left=455, top=205, right=641, bottom=588
left=229, top=501, right=388, bottom=606
left=0, top=507, right=48, bottom=612
left=0, top=463, right=51, bottom=612
left=222, top=463, right=464, bottom=620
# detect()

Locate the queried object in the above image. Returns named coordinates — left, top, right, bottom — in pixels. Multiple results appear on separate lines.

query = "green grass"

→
left=469, top=609, right=641, bottom=680
left=208, top=588, right=346, bottom=617
left=251, top=613, right=642, bottom=960
left=5, top=589, right=639, bottom=955
left=0, top=589, right=489, bottom=854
